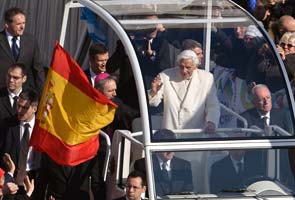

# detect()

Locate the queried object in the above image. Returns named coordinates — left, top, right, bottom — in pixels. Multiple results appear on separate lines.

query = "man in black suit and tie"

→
left=0, top=7, right=45, bottom=96
left=238, top=84, right=291, bottom=132
left=84, top=43, right=109, bottom=86
left=0, top=63, right=27, bottom=131
left=134, top=129, right=193, bottom=196
left=210, top=147, right=264, bottom=193
left=114, top=171, right=147, bottom=200
left=210, top=133, right=265, bottom=193
left=3, top=89, right=40, bottom=180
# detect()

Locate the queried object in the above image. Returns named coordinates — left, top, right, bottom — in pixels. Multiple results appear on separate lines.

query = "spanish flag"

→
left=30, top=42, right=117, bottom=166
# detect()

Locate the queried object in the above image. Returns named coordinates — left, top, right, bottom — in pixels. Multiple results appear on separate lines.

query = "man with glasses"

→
left=134, top=129, right=193, bottom=196
left=0, top=63, right=27, bottom=135
left=114, top=171, right=146, bottom=200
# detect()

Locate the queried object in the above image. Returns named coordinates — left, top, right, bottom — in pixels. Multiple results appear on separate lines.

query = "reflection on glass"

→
left=147, top=149, right=295, bottom=197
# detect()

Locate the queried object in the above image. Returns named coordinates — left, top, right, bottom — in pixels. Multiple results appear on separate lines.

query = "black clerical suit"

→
left=0, top=31, right=45, bottom=95
left=134, top=155, right=193, bottom=196
left=34, top=153, right=96, bottom=200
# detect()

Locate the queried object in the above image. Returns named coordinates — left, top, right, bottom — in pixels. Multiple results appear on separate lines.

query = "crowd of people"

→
left=0, top=0, right=295, bottom=199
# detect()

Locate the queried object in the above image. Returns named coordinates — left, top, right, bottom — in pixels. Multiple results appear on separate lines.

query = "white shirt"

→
left=230, top=156, right=244, bottom=174
left=20, top=116, right=35, bottom=171
left=6, top=30, right=20, bottom=49
left=8, top=88, right=22, bottom=107
left=259, top=111, right=270, bottom=126
left=156, top=155, right=172, bottom=179
left=89, top=68, right=97, bottom=86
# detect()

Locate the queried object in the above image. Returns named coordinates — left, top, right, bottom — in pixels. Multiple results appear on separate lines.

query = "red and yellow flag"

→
left=30, top=42, right=117, bottom=166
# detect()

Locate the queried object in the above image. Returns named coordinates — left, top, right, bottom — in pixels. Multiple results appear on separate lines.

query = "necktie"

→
left=18, top=123, right=30, bottom=169
left=11, top=36, right=20, bottom=60
left=162, top=162, right=170, bottom=182
left=262, top=116, right=268, bottom=127
left=12, top=96, right=18, bottom=112
left=161, top=161, right=171, bottom=194
left=237, top=161, right=243, bottom=175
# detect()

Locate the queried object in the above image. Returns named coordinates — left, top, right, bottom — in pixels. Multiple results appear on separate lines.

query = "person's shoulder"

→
left=0, top=30, right=6, bottom=37
left=113, top=195, right=127, bottom=200
left=161, top=67, right=178, bottom=76
left=173, top=156, right=191, bottom=165
left=196, top=69, right=213, bottom=78
left=241, top=107, right=256, bottom=117
left=0, top=87, right=8, bottom=96
left=212, top=155, right=230, bottom=168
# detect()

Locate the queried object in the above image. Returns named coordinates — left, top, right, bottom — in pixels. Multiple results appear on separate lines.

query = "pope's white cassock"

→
left=148, top=67, right=220, bottom=129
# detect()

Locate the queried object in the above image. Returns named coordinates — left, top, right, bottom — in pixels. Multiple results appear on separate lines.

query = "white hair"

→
left=176, top=50, right=199, bottom=66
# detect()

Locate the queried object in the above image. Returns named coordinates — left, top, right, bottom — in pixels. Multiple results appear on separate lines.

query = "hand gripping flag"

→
left=30, top=42, right=117, bottom=166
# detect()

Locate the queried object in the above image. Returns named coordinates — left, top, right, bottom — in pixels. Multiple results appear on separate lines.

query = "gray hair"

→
left=182, top=39, right=202, bottom=51
left=95, top=75, right=117, bottom=92
left=176, top=50, right=199, bottom=66
left=251, top=84, right=270, bottom=96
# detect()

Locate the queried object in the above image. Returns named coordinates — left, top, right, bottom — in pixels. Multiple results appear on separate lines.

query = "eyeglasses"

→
left=125, top=185, right=142, bottom=190
left=6, top=74, right=23, bottom=80
left=280, top=42, right=287, bottom=47
left=287, top=44, right=295, bottom=48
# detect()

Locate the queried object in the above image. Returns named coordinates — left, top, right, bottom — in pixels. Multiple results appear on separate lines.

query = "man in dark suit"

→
left=34, top=153, right=97, bottom=200
left=238, top=84, right=291, bottom=132
left=84, top=43, right=109, bottom=86
left=0, top=7, right=45, bottom=96
left=134, top=129, right=193, bottom=196
left=210, top=147, right=264, bottom=193
left=0, top=63, right=27, bottom=131
left=114, top=171, right=147, bottom=200
left=3, top=89, right=41, bottom=180
left=93, top=73, right=139, bottom=200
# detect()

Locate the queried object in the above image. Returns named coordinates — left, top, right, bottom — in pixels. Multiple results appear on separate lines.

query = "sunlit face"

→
left=6, top=67, right=26, bottom=94
left=5, top=13, right=26, bottom=36
left=235, top=26, right=246, bottom=39
left=252, top=86, right=272, bottom=115
left=17, top=98, right=37, bottom=122
left=102, top=80, right=117, bottom=99
left=90, top=52, right=109, bottom=74
left=179, top=58, right=197, bottom=80
left=126, top=177, right=146, bottom=200
left=192, top=47, right=203, bottom=64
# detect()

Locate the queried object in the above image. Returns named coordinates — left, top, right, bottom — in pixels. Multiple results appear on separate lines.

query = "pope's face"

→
left=179, top=58, right=197, bottom=80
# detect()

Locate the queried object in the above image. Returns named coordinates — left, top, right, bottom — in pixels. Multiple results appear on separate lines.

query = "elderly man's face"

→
left=179, top=58, right=197, bottom=80
left=102, top=79, right=117, bottom=99
left=252, top=86, right=272, bottom=115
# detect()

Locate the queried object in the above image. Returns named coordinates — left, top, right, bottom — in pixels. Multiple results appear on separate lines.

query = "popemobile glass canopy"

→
left=63, top=0, right=295, bottom=199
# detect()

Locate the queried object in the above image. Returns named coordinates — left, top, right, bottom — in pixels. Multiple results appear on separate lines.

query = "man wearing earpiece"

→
left=2, top=89, right=41, bottom=181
